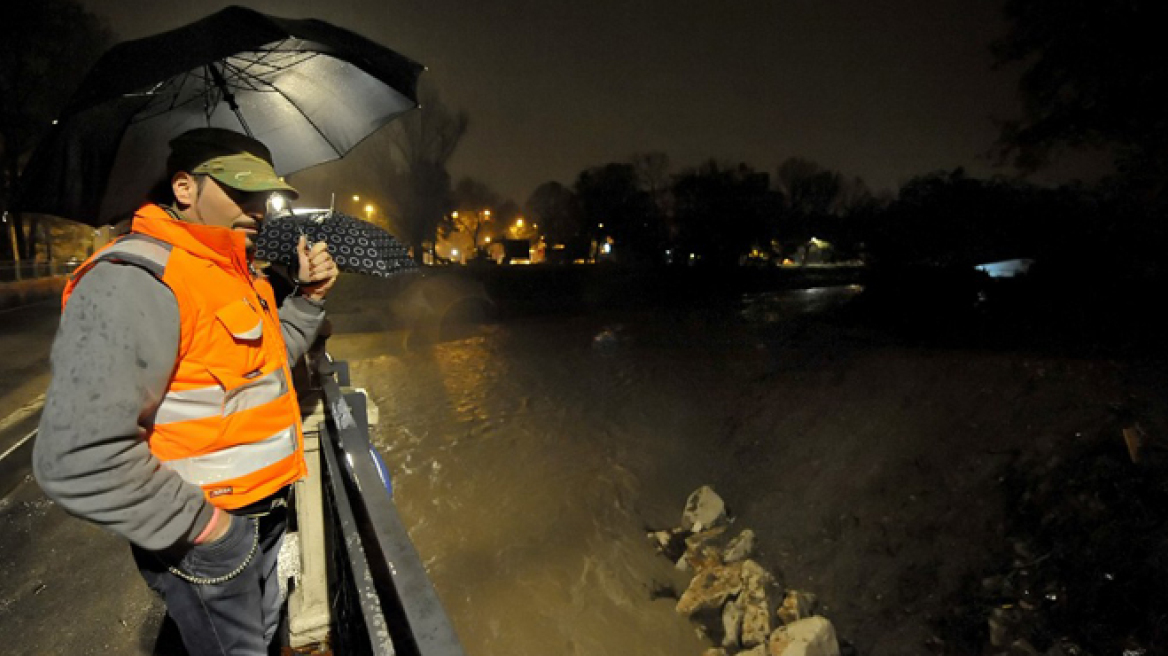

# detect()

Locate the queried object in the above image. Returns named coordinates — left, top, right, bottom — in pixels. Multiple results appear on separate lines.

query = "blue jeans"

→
left=132, top=507, right=287, bottom=656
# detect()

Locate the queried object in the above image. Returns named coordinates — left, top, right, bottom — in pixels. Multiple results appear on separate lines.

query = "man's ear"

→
left=172, top=172, right=197, bottom=207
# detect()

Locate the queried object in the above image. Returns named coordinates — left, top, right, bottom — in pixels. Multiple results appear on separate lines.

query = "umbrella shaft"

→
left=208, top=63, right=253, bottom=137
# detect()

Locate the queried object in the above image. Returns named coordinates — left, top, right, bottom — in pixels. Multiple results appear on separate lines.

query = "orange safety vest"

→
left=63, top=204, right=307, bottom=510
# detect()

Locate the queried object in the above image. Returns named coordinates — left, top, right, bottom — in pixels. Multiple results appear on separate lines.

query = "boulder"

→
left=741, top=583, right=772, bottom=647
left=724, top=528, right=756, bottom=562
left=739, top=560, right=775, bottom=647
left=676, top=562, right=744, bottom=615
left=686, top=525, right=730, bottom=551
left=683, top=485, right=728, bottom=532
left=777, top=590, right=818, bottom=626
left=768, top=616, right=840, bottom=656
left=681, top=545, right=725, bottom=573
left=740, top=559, right=775, bottom=590
left=649, top=527, right=691, bottom=562
left=722, top=596, right=744, bottom=647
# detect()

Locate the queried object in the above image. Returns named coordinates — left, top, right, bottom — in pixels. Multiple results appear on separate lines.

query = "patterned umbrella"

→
left=255, top=210, right=418, bottom=278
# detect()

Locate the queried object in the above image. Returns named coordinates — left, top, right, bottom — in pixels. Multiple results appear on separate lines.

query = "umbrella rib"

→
left=220, top=60, right=270, bottom=93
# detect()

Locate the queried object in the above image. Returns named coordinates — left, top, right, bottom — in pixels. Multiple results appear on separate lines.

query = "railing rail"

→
left=313, top=352, right=466, bottom=656
left=0, top=259, right=80, bottom=282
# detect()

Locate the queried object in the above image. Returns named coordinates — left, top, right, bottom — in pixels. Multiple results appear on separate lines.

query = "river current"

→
left=333, top=285, right=862, bottom=655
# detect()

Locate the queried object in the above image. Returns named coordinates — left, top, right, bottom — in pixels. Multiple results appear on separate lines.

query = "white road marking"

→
left=0, top=429, right=37, bottom=463
left=0, top=394, right=45, bottom=458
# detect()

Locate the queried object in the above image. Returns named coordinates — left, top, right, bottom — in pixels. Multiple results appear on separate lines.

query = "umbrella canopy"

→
left=255, top=210, right=417, bottom=278
left=17, top=5, right=424, bottom=226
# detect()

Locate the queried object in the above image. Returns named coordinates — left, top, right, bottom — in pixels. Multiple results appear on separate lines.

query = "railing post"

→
left=289, top=395, right=332, bottom=649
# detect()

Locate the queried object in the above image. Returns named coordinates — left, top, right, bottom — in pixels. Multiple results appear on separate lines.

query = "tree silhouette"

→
left=525, top=181, right=583, bottom=246
left=671, top=160, right=777, bottom=267
left=993, top=0, right=1161, bottom=188
left=1, top=0, right=111, bottom=259
left=382, top=85, right=469, bottom=262
left=574, top=163, right=658, bottom=263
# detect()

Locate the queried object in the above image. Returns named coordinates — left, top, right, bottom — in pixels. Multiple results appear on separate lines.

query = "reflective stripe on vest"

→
left=87, top=234, right=172, bottom=278
left=154, top=367, right=290, bottom=426
left=162, top=425, right=298, bottom=485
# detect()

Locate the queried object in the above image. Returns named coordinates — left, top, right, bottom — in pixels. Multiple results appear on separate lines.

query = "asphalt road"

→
left=0, top=300, right=170, bottom=655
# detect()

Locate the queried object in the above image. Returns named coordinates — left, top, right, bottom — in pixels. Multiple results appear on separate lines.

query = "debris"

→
left=1122, top=424, right=1146, bottom=464
left=767, top=616, right=841, bottom=656
left=687, top=525, right=730, bottom=551
left=676, top=562, right=744, bottom=615
left=683, top=485, right=727, bottom=532
left=777, top=590, right=818, bottom=626
left=722, top=596, right=744, bottom=647
left=724, top=528, right=756, bottom=563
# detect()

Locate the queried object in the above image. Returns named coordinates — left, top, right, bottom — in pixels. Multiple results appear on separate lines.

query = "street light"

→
left=364, top=204, right=375, bottom=221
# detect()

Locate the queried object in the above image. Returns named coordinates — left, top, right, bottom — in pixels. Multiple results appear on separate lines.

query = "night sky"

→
left=78, top=0, right=1106, bottom=204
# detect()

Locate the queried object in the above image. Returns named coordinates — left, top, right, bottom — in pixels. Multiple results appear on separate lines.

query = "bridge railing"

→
left=295, top=350, right=466, bottom=656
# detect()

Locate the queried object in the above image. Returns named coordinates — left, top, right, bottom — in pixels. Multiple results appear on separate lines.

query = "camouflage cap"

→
left=191, top=152, right=299, bottom=198
left=167, top=127, right=299, bottom=199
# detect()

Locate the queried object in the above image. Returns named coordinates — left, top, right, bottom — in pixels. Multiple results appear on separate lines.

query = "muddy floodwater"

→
left=330, top=286, right=867, bottom=655
left=317, top=273, right=1162, bottom=656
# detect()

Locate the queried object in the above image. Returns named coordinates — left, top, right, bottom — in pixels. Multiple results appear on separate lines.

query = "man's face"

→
left=174, top=173, right=268, bottom=250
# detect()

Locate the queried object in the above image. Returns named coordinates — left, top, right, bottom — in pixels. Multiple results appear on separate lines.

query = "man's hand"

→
left=296, top=235, right=338, bottom=302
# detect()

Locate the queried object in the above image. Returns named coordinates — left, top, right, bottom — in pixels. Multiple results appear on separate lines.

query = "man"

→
left=33, top=127, right=338, bottom=655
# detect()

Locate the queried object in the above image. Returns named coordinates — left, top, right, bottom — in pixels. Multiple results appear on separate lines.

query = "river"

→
left=329, top=282, right=865, bottom=655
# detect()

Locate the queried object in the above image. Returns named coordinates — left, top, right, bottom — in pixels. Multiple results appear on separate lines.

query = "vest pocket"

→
left=215, top=298, right=264, bottom=342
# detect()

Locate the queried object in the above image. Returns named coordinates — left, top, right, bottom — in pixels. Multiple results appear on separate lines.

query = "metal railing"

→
left=0, top=259, right=81, bottom=283
left=310, top=352, right=466, bottom=656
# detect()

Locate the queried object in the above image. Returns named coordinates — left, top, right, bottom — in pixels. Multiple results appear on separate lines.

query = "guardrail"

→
left=0, top=259, right=80, bottom=283
left=303, top=351, right=466, bottom=656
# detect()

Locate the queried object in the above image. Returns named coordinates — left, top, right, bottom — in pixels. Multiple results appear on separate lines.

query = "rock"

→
left=686, top=525, right=730, bottom=551
left=725, top=528, right=756, bottom=562
left=740, top=559, right=776, bottom=590
left=676, top=562, right=744, bottom=615
left=768, top=616, right=841, bottom=656
left=722, top=596, right=744, bottom=647
left=1008, top=638, right=1039, bottom=655
left=777, top=590, right=818, bottom=626
left=683, top=545, right=725, bottom=573
left=649, top=527, right=691, bottom=562
left=740, top=581, right=772, bottom=647
left=988, top=607, right=1019, bottom=648
left=683, top=485, right=727, bottom=532
left=740, top=645, right=768, bottom=656
left=702, top=649, right=729, bottom=656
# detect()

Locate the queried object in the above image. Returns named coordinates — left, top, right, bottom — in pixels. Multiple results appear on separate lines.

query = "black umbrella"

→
left=255, top=210, right=417, bottom=279
left=17, top=5, right=424, bottom=226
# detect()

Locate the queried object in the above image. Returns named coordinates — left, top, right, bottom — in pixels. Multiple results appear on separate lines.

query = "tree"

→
left=445, top=177, right=502, bottom=253
left=630, top=152, right=674, bottom=227
left=525, top=181, right=583, bottom=246
left=1, top=0, right=112, bottom=259
left=993, top=0, right=1162, bottom=187
left=776, top=157, right=845, bottom=217
left=671, top=160, right=778, bottom=267
left=382, top=85, right=469, bottom=261
left=574, top=163, right=659, bottom=263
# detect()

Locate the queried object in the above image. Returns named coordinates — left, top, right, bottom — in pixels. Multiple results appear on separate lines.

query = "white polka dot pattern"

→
left=255, top=211, right=417, bottom=278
